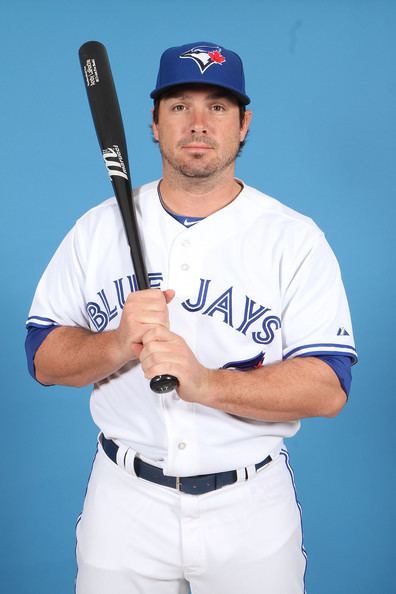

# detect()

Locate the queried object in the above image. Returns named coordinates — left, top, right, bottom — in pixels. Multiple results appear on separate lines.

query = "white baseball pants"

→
left=75, top=443, right=307, bottom=593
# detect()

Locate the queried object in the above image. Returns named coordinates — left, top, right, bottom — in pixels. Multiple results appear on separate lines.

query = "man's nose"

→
left=190, top=109, right=208, bottom=134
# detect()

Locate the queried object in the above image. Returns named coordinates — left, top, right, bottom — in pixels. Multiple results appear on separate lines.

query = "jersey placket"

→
left=162, top=227, right=202, bottom=476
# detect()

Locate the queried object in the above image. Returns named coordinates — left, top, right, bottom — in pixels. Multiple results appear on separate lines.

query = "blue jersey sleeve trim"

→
left=25, top=325, right=58, bottom=383
left=296, top=353, right=353, bottom=397
left=26, top=315, right=58, bottom=328
left=284, top=343, right=357, bottom=364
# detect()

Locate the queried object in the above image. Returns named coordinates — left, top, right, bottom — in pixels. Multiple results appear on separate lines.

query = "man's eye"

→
left=212, top=104, right=226, bottom=112
left=172, top=104, right=186, bottom=111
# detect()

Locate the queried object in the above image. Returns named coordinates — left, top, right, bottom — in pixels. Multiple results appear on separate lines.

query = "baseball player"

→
left=25, top=42, right=357, bottom=594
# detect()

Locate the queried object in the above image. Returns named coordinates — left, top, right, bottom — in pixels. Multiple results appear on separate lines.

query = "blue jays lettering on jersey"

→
left=83, top=274, right=282, bottom=347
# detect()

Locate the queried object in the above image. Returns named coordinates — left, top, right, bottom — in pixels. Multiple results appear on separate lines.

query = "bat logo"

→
left=180, top=45, right=226, bottom=74
left=83, top=58, right=100, bottom=87
left=102, top=146, right=128, bottom=180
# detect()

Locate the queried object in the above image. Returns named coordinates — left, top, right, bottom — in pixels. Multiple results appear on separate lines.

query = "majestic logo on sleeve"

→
left=337, top=327, right=350, bottom=336
left=180, top=45, right=226, bottom=73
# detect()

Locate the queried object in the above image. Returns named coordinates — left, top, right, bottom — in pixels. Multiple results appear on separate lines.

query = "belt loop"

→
left=115, top=443, right=128, bottom=469
left=236, top=467, right=247, bottom=482
left=124, top=448, right=138, bottom=476
left=110, top=438, right=137, bottom=477
left=245, top=464, right=256, bottom=480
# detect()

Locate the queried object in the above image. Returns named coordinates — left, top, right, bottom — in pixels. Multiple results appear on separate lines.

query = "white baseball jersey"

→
left=27, top=180, right=356, bottom=476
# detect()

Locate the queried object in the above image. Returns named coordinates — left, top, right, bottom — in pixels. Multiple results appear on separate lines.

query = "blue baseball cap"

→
left=150, top=41, right=250, bottom=105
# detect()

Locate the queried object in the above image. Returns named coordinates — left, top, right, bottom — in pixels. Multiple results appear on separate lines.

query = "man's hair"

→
left=151, top=87, right=249, bottom=153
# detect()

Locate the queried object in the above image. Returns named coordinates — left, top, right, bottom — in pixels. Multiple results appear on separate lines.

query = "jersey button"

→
left=181, top=239, right=191, bottom=248
left=181, top=263, right=190, bottom=271
left=178, top=442, right=187, bottom=450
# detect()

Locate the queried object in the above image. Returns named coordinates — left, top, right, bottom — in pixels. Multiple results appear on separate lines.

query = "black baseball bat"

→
left=78, top=40, right=178, bottom=394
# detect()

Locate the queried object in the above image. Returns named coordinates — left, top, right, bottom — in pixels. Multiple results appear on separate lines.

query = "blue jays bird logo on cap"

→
left=180, top=45, right=226, bottom=74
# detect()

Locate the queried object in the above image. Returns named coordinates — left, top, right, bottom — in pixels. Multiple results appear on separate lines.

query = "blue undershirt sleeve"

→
left=25, top=325, right=59, bottom=381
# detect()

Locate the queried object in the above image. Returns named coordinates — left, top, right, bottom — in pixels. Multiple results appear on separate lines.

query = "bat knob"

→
left=150, top=374, right=179, bottom=394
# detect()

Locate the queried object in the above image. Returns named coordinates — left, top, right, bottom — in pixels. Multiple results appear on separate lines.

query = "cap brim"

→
left=150, top=81, right=250, bottom=105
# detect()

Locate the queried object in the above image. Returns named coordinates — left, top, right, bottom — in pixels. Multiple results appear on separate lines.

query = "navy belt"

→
left=101, top=435, right=271, bottom=495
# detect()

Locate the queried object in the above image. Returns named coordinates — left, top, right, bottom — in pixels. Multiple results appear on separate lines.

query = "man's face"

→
left=152, top=85, right=252, bottom=179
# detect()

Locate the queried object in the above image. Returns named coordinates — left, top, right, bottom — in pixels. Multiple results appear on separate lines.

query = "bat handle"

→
left=150, top=374, right=179, bottom=394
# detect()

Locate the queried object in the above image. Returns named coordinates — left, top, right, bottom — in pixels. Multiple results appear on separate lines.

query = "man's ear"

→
left=151, top=108, right=159, bottom=142
left=240, top=110, right=252, bottom=142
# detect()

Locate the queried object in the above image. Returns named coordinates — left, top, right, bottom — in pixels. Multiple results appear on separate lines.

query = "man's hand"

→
left=115, top=288, right=175, bottom=361
left=135, top=325, right=212, bottom=403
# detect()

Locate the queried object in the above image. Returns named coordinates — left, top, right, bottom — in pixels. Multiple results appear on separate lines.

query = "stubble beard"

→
left=160, top=140, right=240, bottom=179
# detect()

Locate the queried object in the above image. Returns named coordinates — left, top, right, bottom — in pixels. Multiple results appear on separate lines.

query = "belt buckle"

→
left=175, top=477, right=181, bottom=491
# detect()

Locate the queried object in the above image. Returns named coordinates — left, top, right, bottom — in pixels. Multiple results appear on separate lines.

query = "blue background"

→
left=1, top=0, right=394, bottom=592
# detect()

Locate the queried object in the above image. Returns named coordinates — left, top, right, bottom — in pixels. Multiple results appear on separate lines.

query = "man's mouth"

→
left=179, top=137, right=216, bottom=150
left=182, top=143, right=214, bottom=151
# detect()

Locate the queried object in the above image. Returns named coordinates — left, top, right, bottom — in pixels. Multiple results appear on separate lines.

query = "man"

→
left=26, top=42, right=357, bottom=593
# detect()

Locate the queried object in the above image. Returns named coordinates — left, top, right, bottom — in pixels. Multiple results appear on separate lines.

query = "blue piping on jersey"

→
left=280, top=449, right=308, bottom=594
left=74, top=444, right=99, bottom=594
left=26, top=315, right=58, bottom=327
left=284, top=343, right=357, bottom=364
